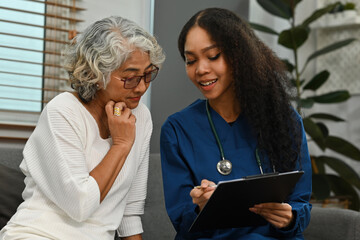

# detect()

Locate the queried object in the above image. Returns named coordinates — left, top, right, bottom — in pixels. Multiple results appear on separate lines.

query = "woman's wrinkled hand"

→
left=105, top=100, right=136, bottom=149
left=249, top=202, right=294, bottom=229
left=190, top=179, right=216, bottom=211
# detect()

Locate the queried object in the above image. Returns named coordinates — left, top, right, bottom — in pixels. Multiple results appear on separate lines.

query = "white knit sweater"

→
left=0, top=92, right=152, bottom=240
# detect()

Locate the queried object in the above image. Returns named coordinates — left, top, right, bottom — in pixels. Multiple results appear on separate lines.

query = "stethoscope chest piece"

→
left=206, top=100, right=269, bottom=176
left=217, top=159, right=232, bottom=175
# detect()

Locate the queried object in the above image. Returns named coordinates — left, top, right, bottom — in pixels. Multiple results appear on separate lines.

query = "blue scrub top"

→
left=160, top=99, right=312, bottom=240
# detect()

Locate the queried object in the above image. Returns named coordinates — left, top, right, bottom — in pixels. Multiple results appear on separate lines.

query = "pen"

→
left=193, top=184, right=217, bottom=189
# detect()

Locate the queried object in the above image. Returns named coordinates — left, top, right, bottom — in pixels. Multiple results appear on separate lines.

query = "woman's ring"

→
left=114, top=107, right=121, bottom=116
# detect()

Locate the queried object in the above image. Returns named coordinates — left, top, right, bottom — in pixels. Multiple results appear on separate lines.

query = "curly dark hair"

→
left=178, top=8, right=302, bottom=172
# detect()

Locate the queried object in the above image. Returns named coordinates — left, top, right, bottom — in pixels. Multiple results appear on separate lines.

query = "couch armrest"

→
left=303, top=206, right=360, bottom=240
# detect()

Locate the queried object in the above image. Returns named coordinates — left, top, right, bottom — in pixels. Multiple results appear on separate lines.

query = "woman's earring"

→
left=96, top=83, right=100, bottom=89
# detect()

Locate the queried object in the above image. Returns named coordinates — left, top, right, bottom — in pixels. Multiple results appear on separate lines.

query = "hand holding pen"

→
left=190, top=179, right=216, bottom=211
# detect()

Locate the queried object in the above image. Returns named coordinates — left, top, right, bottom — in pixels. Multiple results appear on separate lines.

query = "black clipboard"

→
left=189, top=170, right=304, bottom=233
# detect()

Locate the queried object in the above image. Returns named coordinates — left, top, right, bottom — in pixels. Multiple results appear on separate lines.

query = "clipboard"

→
left=189, top=170, right=304, bottom=232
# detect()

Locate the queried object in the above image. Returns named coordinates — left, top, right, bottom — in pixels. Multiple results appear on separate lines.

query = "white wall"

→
left=249, top=0, right=360, bottom=173
left=77, top=0, right=154, bottom=109
left=78, top=0, right=153, bottom=32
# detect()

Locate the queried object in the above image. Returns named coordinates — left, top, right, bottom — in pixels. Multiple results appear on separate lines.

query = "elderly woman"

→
left=0, top=16, right=165, bottom=240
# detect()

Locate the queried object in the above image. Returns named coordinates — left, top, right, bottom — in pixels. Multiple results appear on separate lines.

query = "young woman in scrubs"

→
left=160, top=8, right=312, bottom=240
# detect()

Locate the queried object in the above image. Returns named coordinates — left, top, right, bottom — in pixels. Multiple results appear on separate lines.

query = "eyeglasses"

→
left=114, top=66, right=159, bottom=89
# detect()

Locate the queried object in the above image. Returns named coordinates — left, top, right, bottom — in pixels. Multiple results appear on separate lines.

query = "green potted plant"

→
left=318, top=1, right=358, bottom=27
left=250, top=0, right=360, bottom=210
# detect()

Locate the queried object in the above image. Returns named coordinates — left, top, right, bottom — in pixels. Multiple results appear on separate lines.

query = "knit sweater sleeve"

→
left=117, top=104, right=153, bottom=237
left=21, top=96, right=100, bottom=222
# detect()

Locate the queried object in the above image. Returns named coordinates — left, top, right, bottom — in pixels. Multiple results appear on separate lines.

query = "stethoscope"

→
left=206, top=100, right=268, bottom=176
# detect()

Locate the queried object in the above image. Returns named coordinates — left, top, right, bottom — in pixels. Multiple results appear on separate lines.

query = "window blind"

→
left=0, top=0, right=84, bottom=139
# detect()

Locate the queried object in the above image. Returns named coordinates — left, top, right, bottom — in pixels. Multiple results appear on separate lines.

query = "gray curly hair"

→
left=63, top=16, right=165, bottom=102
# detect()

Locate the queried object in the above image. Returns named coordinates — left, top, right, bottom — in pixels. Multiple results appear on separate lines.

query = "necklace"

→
left=205, top=100, right=264, bottom=175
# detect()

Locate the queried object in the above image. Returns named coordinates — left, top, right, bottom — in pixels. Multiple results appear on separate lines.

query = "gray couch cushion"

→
left=0, top=163, right=25, bottom=229
left=0, top=147, right=23, bottom=170
left=0, top=146, right=25, bottom=229
left=303, top=206, right=360, bottom=240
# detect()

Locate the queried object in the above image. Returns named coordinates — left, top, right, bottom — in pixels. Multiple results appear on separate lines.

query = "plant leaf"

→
left=303, top=117, right=326, bottom=150
left=281, top=0, right=302, bottom=8
left=278, top=26, right=309, bottom=49
left=249, top=22, right=279, bottom=35
left=316, top=122, right=329, bottom=137
left=311, top=90, right=350, bottom=103
left=302, top=2, right=341, bottom=27
left=308, top=113, right=345, bottom=122
left=282, top=59, right=294, bottom=72
left=303, top=70, right=330, bottom=91
left=344, top=2, right=356, bottom=10
left=299, top=98, right=314, bottom=108
left=306, top=38, right=356, bottom=64
left=329, top=2, right=345, bottom=13
left=326, top=136, right=360, bottom=161
left=312, top=174, right=331, bottom=200
left=326, top=174, right=360, bottom=210
left=312, top=155, right=326, bottom=173
left=256, top=0, right=292, bottom=19
left=315, top=155, right=360, bottom=190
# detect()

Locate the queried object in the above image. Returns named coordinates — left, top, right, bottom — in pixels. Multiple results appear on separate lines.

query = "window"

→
left=0, top=0, right=84, bottom=139
left=0, top=0, right=45, bottom=112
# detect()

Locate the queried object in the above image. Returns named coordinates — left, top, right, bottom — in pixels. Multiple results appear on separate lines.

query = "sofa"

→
left=1, top=146, right=360, bottom=240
